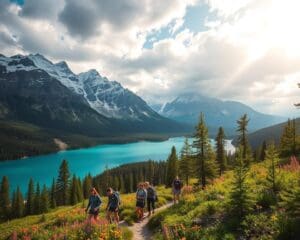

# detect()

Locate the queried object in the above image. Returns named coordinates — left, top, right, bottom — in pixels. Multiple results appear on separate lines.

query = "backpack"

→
left=137, top=189, right=146, bottom=199
left=147, top=187, right=156, bottom=199
left=114, top=191, right=121, bottom=205
left=174, top=180, right=182, bottom=190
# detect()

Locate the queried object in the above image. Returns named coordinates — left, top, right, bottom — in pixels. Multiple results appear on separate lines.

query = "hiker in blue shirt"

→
left=136, top=182, right=147, bottom=222
left=106, top=187, right=121, bottom=224
left=85, top=187, right=102, bottom=222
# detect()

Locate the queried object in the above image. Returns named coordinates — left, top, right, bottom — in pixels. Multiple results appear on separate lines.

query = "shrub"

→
left=241, top=213, right=278, bottom=240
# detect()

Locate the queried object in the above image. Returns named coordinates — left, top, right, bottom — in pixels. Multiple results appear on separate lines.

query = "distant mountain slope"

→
left=0, top=53, right=190, bottom=160
left=0, top=54, right=188, bottom=136
left=241, top=118, right=300, bottom=149
left=0, top=54, right=113, bottom=136
left=157, top=93, right=286, bottom=136
left=28, top=54, right=167, bottom=121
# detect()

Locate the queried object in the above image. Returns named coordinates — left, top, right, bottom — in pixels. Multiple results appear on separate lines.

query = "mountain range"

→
left=152, top=93, right=286, bottom=136
left=0, top=53, right=288, bottom=160
left=0, top=53, right=187, bottom=137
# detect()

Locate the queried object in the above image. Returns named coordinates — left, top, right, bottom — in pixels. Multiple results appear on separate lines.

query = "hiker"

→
left=85, top=187, right=102, bottom=222
left=106, top=187, right=120, bottom=224
left=136, top=182, right=147, bottom=222
left=172, top=176, right=183, bottom=204
left=145, top=181, right=157, bottom=216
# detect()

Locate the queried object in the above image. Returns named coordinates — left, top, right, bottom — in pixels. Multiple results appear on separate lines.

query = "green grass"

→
left=150, top=161, right=300, bottom=240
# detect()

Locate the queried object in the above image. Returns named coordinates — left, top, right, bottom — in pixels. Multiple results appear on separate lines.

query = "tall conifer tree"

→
left=14, top=186, right=24, bottom=218
left=26, top=178, right=35, bottom=215
left=265, top=143, right=280, bottom=194
left=236, top=114, right=252, bottom=165
left=228, top=150, right=254, bottom=220
left=56, top=159, right=70, bottom=205
left=40, top=184, right=49, bottom=213
left=166, top=146, right=178, bottom=187
left=83, top=174, right=92, bottom=199
left=193, top=113, right=211, bottom=189
left=179, top=138, right=193, bottom=185
left=0, top=176, right=10, bottom=220
left=70, top=175, right=79, bottom=205
left=50, top=178, right=56, bottom=209
left=215, top=127, right=227, bottom=175
left=34, top=183, right=41, bottom=214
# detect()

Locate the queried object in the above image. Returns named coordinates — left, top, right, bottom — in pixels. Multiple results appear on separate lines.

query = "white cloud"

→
left=0, top=0, right=299, bottom=117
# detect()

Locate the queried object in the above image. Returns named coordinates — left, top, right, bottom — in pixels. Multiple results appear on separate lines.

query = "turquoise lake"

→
left=0, top=137, right=235, bottom=193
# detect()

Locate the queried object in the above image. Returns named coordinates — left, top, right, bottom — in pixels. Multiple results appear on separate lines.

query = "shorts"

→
left=136, top=199, right=145, bottom=208
left=89, top=209, right=99, bottom=216
left=108, top=206, right=118, bottom=212
left=173, top=189, right=181, bottom=195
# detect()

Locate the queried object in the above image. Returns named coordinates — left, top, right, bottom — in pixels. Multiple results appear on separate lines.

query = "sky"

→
left=0, top=0, right=299, bottom=117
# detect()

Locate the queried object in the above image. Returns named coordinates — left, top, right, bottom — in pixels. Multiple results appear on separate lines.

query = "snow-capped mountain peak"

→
left=28, top=54, right=82, bottom=93
left=78, top=69, right=102, bottom=83
left=0, top=53, right=162, bottom=121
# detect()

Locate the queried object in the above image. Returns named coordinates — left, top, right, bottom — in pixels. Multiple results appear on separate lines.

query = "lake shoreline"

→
left=0, top=137, right=235, bottom=194
left=0, top=131, right=192, bottom=162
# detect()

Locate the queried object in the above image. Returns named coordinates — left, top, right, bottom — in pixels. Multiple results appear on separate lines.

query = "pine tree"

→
left=112, top=175, right=119, bottom=191
left=193, top=113, right=212, bottom=189
left=166, top=146, right=178, bottom=187
left=11, top=190, right=16, bottom=218
left=40, top=184, right=49, bottom=213
left=26, top=178, right=35, bottom=215
left=50, top=178, right=56, bottom=209
left=280, top=119, right=298, bottom=156
left=179, top=138, right=193, bottom=185
left=0, top=176, right=10, bottom=220
left=265, top=143, right=280, bottom=194
left=228, top=150, right=254, bottom=220
left=76, top=177, right=83, bottom=202
left=205, top=145, right=219, bottom=180
left=129, top=172, right=134, bottom=193
left=83, top=174, right=92, bottom=199
left=14, top=186, right=24, bottom=218
left=56, top=159, right=70, bottom=205
left=280, top=182, right=300, bottom=220
left=215, top=127, right=227, bottom=175
left=34, top=183, right=41, bottom=214
left=70, top=175, right=79, bottom=205
left=236, top=114, right=252, bottom=165
left=120, top=175, right=125, bottom=193
left=259, top=140, right=267, bottom=161
left=147, top=160, right=155, bottom=184
left=133, top=171, right=138, bottom=189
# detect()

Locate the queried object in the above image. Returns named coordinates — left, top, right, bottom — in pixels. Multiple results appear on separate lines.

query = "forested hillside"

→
left=0, top=113, right=299, bottom=240
left=245, top=118, right=300, bottom=149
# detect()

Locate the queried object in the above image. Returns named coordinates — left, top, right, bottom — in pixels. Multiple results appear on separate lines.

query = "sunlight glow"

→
left=245, top=0, right=300, bottom=59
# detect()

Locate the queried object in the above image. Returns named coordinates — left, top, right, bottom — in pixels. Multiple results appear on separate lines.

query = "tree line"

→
left=0, top=160, right=95, bottom=221
left=93, top=161, right=167, bottom=195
